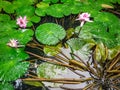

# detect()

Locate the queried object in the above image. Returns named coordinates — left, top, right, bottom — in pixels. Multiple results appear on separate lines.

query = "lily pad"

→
left=67, top=38, right=86, bottom=51
left=0, top=47, right=29, bottom=81
left=37, top=62, right=67, bottom=87
left=0, top=59, right=29, bottom=81
left=36, top=23, right=66, bottom=45
left=93, top=42, right=108, bottom=62
left=79, top=20, right=120, bottom=48
left=30, top=15, right=41, bottom=23
left=0, top=14, right=10, bottom=22
left=2, top=1, right=15, bottom=13
left=16, top=6, right=35, bottom=17
left=0, top=29, right=33, bottom=45
left=35, top=2, right=49, bottom=16
left=35, top=8, right=47, bottom=17
left=46, top=4, right=64, bottom=18
left=0, top=83, right=14, bottom=90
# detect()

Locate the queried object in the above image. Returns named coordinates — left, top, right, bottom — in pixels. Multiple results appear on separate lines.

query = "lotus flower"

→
left=7, top=39, right=19, bottom=48
left=17, top=16, right=28, bottom=28
left=76, top=12, right=93, bottom=27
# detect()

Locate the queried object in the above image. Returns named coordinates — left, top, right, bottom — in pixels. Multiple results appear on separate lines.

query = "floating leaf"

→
left=35, top=2, right=49, bottom=16
left=0, top=21, right=17, bottom=31
left=95, top=12, right=119, bottom=26
left=0, top=46, right=29, bottom=81
left=61, top=4, right=71, bottom=16
left=37, top=62, right=67, bottom=87
left=36, top=2, right=49, bottom=8
left=0, top=29, right=33, bottom=45
left=0, top=14, right=10, bottom=22
left=0, top=60, right=29, bottom=81
left=16, top=6, right=35, bottom=17
left=67, top=38, right=86, bottom=51
left=93, top=42, right=108, bottom=62
left=13, top=0, right=35, bottom=8
left=46, top=4, right=64, bottom=18
left=2, top=1, right=15, bottom=13
left=42, top=0, right=51, bottom=3
left=30, top=15, right=41, bottom=23
left=79, top=20, right=120, bottom=48
left=44, top=44, right=61, bottom=56
left=108, top=46, right=120, bottom=60
left=61, top=0, right=74, bottom=3
left=70, top=2, right=82, bottom=14
left=36, top=23, right=66, bottom=45
left=35, top=8, right=47, bottom=16
left=0, top=83, right=14, bottom=90
left=51, top=0, right=59, bottom=3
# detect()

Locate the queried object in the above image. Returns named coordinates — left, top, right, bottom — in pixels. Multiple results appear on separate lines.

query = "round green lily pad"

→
left=36, top=23, right=66, bottom=45
left=0, top=83, right=14, bottom=90
left=46, top=4, right=64, bottom=18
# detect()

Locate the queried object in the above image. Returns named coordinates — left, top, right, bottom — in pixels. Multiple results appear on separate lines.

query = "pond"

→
left=0, top=0, right=120, bottom=90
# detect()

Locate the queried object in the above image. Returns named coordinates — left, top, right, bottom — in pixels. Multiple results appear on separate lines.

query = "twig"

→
left=111, top=85, right=120, bottom=90
left=26, top=51, right=84, bottom=71
left=54, top=54, right=69, bottom=63
left=107, top=9, right=120, bottom=16
left=59, top=50, right=71, bottom=60
left=108, top=53, right=120, bottom=70
left=22, top=77, right=92, bottom=82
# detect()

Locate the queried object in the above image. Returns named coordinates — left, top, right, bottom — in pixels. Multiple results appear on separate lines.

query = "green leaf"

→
left=35, top=2, right=49, bottom=16
left=30, top=15, right=41, bottom=23
left=2, top=1, right=15, bottom=13
left=108, top=46, right=120, bottom=60
left=61, top=4, right=71, bottom=16
left=13, top=0, right=35, bottom=9
left=35, top=8, right=47, bottom=16
left=93, top=42, right=108, bottom=62
left=78, top=19, right=120, bottom=48
left=36, top=23, right=66, bottom=45
left=0, top=28, right=30, bottom=82
left=0, top=61, right=29, bottom=81
left=0, top=14, right=10, bottom=22
left=0, top=83, right=14, bottom=90
left=46, top=4, right=64, bottom=18
left=0, top=21, right=17, bottom=33
left=95, top=12, right=120, bottom=26
left=37, top=62, right=66, bottom=78
left=0, top=29, right=33, bottom=45
left=61, top=0, right=74, bottom=3
left=36, top=2, right=49, bottom=8
left=16, top=6, right=35, bottom=17
left=42, top=0, right=51, bottom=3
left=0, top=47, right=29, bottom=81
left=27, top=21, right=33, bottom=27
left=51, top=0, right=59, bottom=3
left=67, top=38, right=86, bottom=50
left=44, top=44, right=61, bottom=56
left=70, top=2, right=82, bottom=14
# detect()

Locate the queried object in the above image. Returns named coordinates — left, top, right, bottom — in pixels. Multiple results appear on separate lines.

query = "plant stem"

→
left=77, top=27, right=82, bottom=37
left=26, top=51, right=84, bottom=71
left=22, top=77, right=92, bottom=83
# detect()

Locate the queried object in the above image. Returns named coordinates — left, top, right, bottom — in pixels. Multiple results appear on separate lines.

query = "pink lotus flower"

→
left=76, top=12, right=93, bottom=27
left=7, top=39, right=19, bottom=48
left=17, top=16, right=28, bottom=28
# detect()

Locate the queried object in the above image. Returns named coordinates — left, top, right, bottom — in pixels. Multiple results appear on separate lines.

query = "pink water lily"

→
left=7, top=39, right=19, bottom=48
left=17, top=16, right=28, bottom=28
left=76, top=12, right=93, bottom=27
